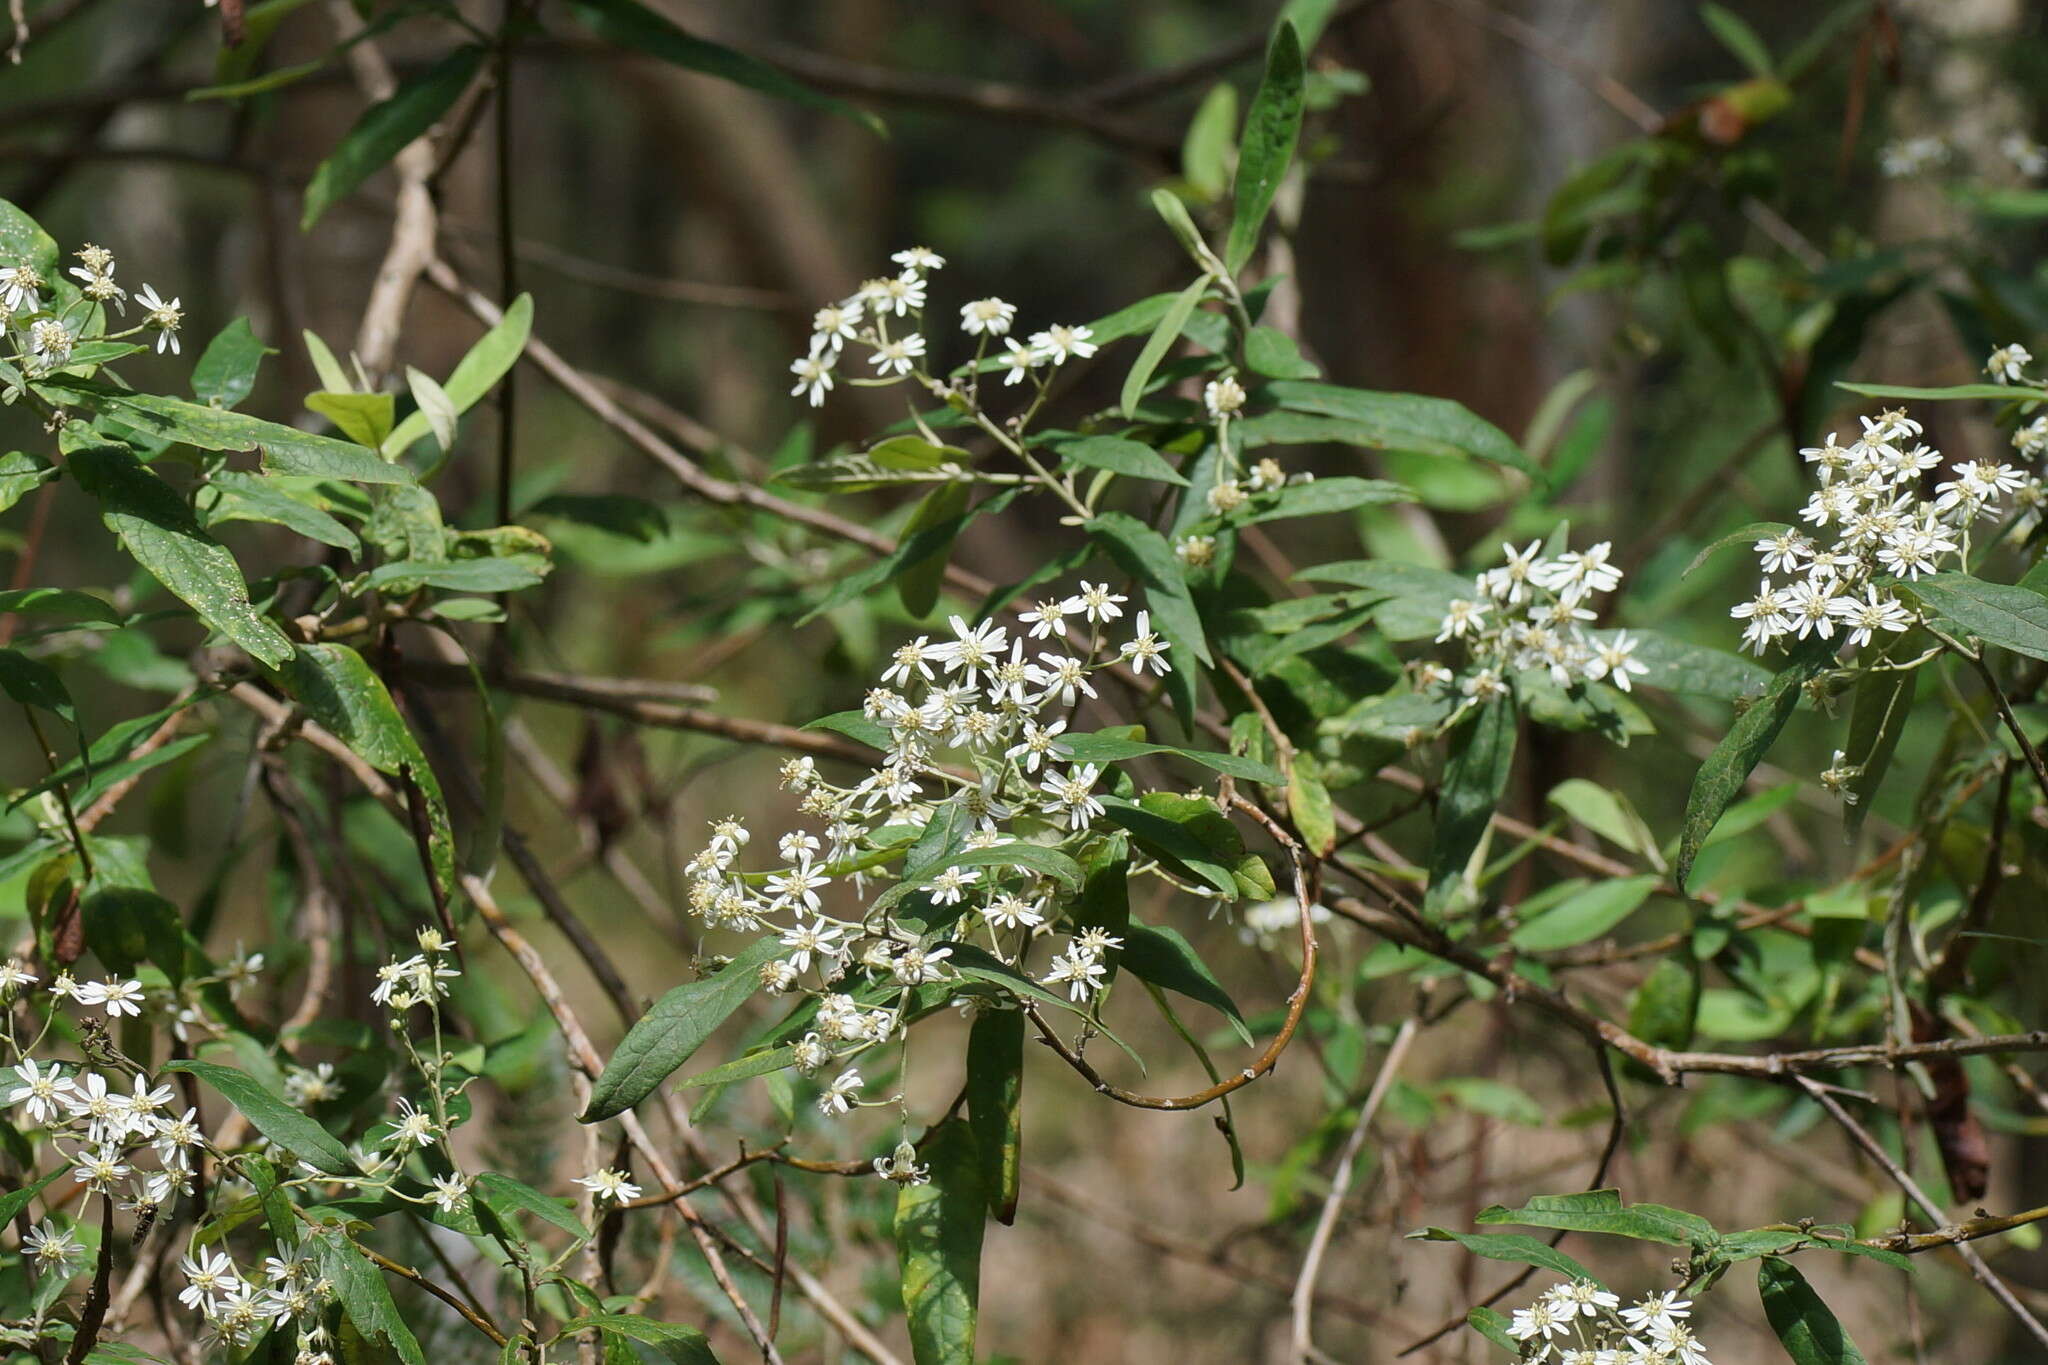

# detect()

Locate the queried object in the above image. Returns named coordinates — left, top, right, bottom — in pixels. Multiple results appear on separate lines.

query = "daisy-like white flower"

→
left=1034, top=652, right=1096, bottom=707
left=766, top=860, right=830, bottom=912
left=1020, top=598, right=1071, bottom=639
left=1037, top=763, right=1104, bottom=832
left=23, top=1221, right=79, bottom=1272
left=385, top=1097, right=439, bottom=1150
left=8, top=1058, right=73, bottom=1125
left=72, top=1147, right=131, bottom=1193
left=1041, top=949, right=1106, bottom=1002
left=0, top=262, right=43, bottom=313
left=74, top=976, right=146, bottom=1018
left=427, top=1173, right=470, bottom=1212
left=1583, top=631, right=1649, bottom=692
left=811, top=298, right=862, bottom=353
left=869, top=333, right=927, bottom=377
left=0, top=958, right=35, bottom=994
left=927, top=865, right=981, bottom=906
left=789, top=353, right=835, bottom=407
left=1203, top=374, right=1247, bottom=419
left=818, top=1067, right=864, bottom=1116
left=891, top=945, right=953, bottom=985
left=1119, top=610, right=1173, bottom=675
left=1437, top=599, right=1487, bottom=642
left=27, top=317, right=74, bottom=371
left=1827, top=586, right=1913, bottom=648
left=1620, top=1291, right=1692, bottom=1334
left=178, top=1248, right=243, bottom=1311
left=134, top=283, right=183, bottom=354
left=575, top=1167, right=643, bottom=1204
left=933, top=615, right=1007, bottom=684
left=1070, top=581, right=1126, bottom=623
left=1175, top=534, right=1216, bottom=568
left=959, top=297, right=1016, bottom=336
left=1028, top=323, right=1097, bottom=364
left=1005, top=717, right=1071, bottom=773
left=982, top=893, right=1045, bottom=931
left=891, top=246, right=946, bottom=272
left=777, top=917, right=844, bottom=972
left=998, top=339, right=1039, bottom=386
left=1987, top=342, right=2034, bottom=384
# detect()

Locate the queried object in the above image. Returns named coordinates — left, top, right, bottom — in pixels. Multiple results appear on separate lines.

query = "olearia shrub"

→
left=6, top=3, right=2048, bottom=1364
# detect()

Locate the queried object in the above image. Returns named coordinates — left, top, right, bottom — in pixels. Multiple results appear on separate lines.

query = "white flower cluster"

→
left=1507, top=1282, right=1710, bottom=1365
left=0, top=241, right=182, bottom=378
left=682, top=590, right=1183, bottom=1161
left=167, top=1246, right=338, bottom=1357
left=1434, top=535, right=1642, bottom=702
left=1733, top=408, right=2030, bottom=655
left=788, top=244, right=1098, bottom=405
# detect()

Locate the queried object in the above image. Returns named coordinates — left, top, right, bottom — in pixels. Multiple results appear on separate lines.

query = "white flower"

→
left=811, top=298, right=862, bottom=353
left=1175, top=534, right=1216, bottom=568
left=8, top=1059, right=73, bottom=1125
left=1070, top=581, right=1126, bottom=623
left=927, top=866, right=981, bottom=906
left=959, top=297, right=1015, bottom=336
left=284, top=1062, right=340, bottom=1107
left=384, top=1097, right=438, bottom=1150
left=1437, top=599, right=1487, bottom=642
left=998, top=339, right=1039, bottom=386
left=1027, top=323, right=1097, bottom=364
left=1584, top=631, right=1649, bottom=692
left=1119, top=610, right=1172, bottom=675
left=1037, top=763, right=1104, bottom=832
left=153, top=1107, right=204, bottom=1170
left=891, top=246, right=946, bottom=272
left=1041, top=950, right=1106, bottom=1002
left=778, top=918, right=844, bottom=972
left=0, top=958, right=37, bottom=994
left=933, top=615, right=1008, bottom=684
left=0, top=263, right=44, bottom=312
left=789, top=353, right=835, bottom=407
left=982, top=894, right=1045, bottom=931
left=135, top=283, right=183, bottom=355
left=1020, top=598, right=1071, bottom=639
left=891, top=945, right=953, bottom=985
left=23, top=1221, right=79, bottom=1272
left=1005, top=717, right=1070, bottom=773
left=178, top=1248, right=243, bottom=1311
left=1035, top=652, right=1096, bottom=707
left=1987, top=342, right=2034, bottom=384
left=576, top=1167, right=643, bottom=1204
left=64, top=1071, right=135, bottom=1142
left=818, top=1068, right=864, bottom=1116
left=74, top=976, right=145, bottom=1018
left=1481, top=540, right=1545, bottom=605
left=428, top=1173, right=470, bottom=1212
left=1203, top=374, right=1246, bottom=419
left=27, top=317, right=74, bottom=370
left=72, top=1147, right=130, bottom=1192
left=1620, top=1291, right=1691, bottom=1334
left=1754, top=529, right=1814, bottom=575
left=869, top=333, right=927, bottom=377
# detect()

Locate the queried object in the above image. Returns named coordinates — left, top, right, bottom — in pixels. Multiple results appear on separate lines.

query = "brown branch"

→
left=356, top=1241, right=511, bottom=1346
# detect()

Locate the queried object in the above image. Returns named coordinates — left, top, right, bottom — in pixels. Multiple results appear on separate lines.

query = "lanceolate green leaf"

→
left=1757, top=1256, right=1870, bottom=1365
left=1121, top=274, right=1211, bottom=419
left=1408, top=1228, right=1600, bottom=1284
left=966, top=1009, right=1024, bottom=1224
left=566, top=0, right=879, bottom=131
left=1258, top=381, right=1541, bottom=478
left=65, top=437, right=296, bottom=667
left=190, top=317, right=275, bottom=409
left=384, top=293, right=535, bottom=456
left=0, top=648, right=75, bottom=729
left=557, top=1315, right=718, bottom=1365
left=1905, top=572, right=2048, bottom=663
left=1427, top=696, right=1516, bottom=912
left=1052, top=435, right=1189, bottom=486
left=1841, top=657, right=1916, bottom=836
left=39, top=379, right=411, bottom=485
left=1676, top=634, right=1833, bottom=890
left=896, top=1119, right=985, bottom=1365
left=1836, top=379, right=2048, bottom=403
left=302, top=45, right=485, bottom=229
left=165, top=1059, right=354, bottom=1174
left=1477, top=1189, right=1717, bottom=1249
left=583, top=936, right=785, bottom=1121
left=1508, top=874, right=1660, bottom=951
left=311, top=1225, right=430, bottom=1365
left=0, top=1169, right=63, bottom=1227
left=1055, top=731, right=1283, bottom=784
left=1224, top=21, right=1304, bottom=275
left=475, top=1172, right=589, bottom=1240
left=1121, top=922, right=1254, bottom=1046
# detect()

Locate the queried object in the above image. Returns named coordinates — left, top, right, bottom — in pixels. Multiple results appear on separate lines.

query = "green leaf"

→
left=0, top=1168, right=63, bottom=1226
left=385, top=294, right=534, bottom=456
left=364, top=556, right=549, bottom=594
left=1477, top=1189, right=1717, bottom=1248
left=1835, top=380, right=2048, bottom=403
left=40, top=379, right=411, bottom=485
left=0, top=451, right=56, bottom=514
left=1287, top=750, right=1337, bottom=856
left=1052, top=435, right=1189, bottom=486
left=302, top=45, right=485, bottom=229
left=302, top=329, right=353, bottom=394
left=1055, top=730, right=1283, bottom=784
left=269, top=642, right=455, bottom=898
left=582, top=936, right=785, bottom=1121
left=312, top=1225, right=430, bottom=1365
left=82, top=886, right=191, bottom=985
left=1259, top=381, right=1541, bottom=477
left=404, top=366, right=458, bottom=456
left=1701, top=3, right=1773, bottom=75
left=166, top=1059, right=354, bottom=1175
left=1840, top=659, right=1916, bottom=837
left=1594, top=628, right=1769, bottom=700
left=557, top=1315, right=718, bottom=1365
left=1904, top=571, right=2048, bottom=662
left=0, top=198, right=59, bottom=277
left=1676, top=634, right=1833, bottom=890
left=475, top=1172, right=589, bottom=1241
left=1757, top=1256, right=1869, bottom=1365
left=566, top=0, right=878, bottom=131
left=307, top=390, right=396, bottom=449
left=201, top=472, right=362, bottom=553
left=190, top=317, right=275, bottom=409
left=0, top=648, right=74, bottom=729
left=0, top=588, right=122, bottom=625
left=66, top=436, right=296, bottom=667
left=1121, top=274, right=1211, bottom=419
left=1509, top=874, right=1660, bottom=951
left=1626, top=949, right=1701, bottom=1054
left=1408, top=1227, right=1599, bottom=1284
left=966, top=1008, right=1023, bottom=1224
left=1150, top=187, right=1215, bottom=270
left=1466, top=1305, right=1520, bottom=1356
left=1225, top=21, right=1305, bottom=274
left=673, top=1044, right=798, bottom=1089
left=1083, top=511, right=1212, bottom=665
left=896, top=481, right=971, bottom=618
left=1244, top=325, right=1319, bottom=379
left=1122, top=922, right=1253, bottom=1046
left=1101, top=795, right=1238, bottom=898
left=896, top=1119, right=985, bottom=1365
left=1181, top=83, right=1238, bottom=200
left=1427, top=697, right=1516, bottom=912
left=937, top=840, right=1083, bottom=892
